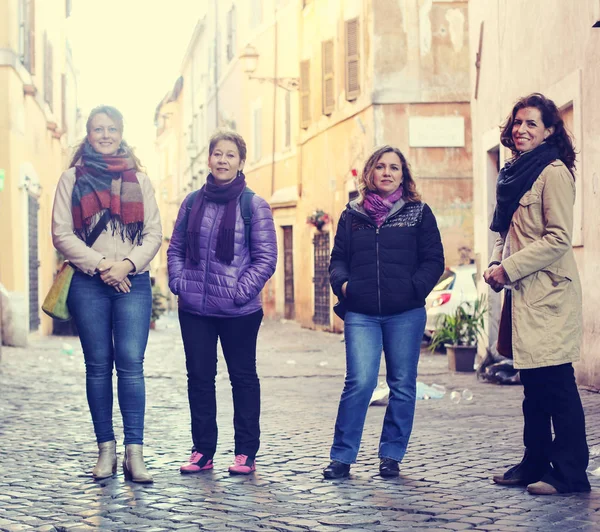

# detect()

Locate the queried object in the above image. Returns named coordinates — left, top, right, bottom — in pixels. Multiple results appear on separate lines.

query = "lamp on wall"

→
left=239, top=44, right=300, bottom=92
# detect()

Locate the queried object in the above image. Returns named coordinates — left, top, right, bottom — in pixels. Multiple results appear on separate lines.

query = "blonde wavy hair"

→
left=356, top=145, right=421, bottom=204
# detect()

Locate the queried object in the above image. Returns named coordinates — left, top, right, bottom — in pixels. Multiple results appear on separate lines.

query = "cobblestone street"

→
left=1, top=315, right=600, bottom=531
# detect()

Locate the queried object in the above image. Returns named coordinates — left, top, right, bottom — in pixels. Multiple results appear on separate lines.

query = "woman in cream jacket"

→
left=485, top=93, right=590, bottom=495
left=52, top=105, right=161, bottom=483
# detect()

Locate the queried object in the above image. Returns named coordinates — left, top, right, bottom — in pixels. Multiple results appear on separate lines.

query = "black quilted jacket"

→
left=329, top=199, right=444, bottom=316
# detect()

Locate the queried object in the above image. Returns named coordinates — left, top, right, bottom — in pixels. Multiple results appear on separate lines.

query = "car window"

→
left=433, top=270, right=456, bottom=291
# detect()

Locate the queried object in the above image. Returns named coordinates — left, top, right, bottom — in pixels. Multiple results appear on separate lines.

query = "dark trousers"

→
left=516, top=363, right=590, bottom=492
left=179, top=309, right=263, bottom=459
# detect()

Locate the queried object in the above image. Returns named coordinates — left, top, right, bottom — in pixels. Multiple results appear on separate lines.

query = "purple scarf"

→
left=187, top=172, right=247, bottom=264
left=363, top=187, right=404, bottom=227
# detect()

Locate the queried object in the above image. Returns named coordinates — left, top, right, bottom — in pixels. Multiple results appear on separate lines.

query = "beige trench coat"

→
left=489, top=160, right=582, bottom=370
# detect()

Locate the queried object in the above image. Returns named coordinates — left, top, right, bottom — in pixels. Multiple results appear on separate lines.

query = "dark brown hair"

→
left=500, top=93, right=576, bottom=172
left=357, top=145, right=421, bottom=203
left=209, top=129, right=247, bottom=162
left=69, top=105, right=143, bottom=170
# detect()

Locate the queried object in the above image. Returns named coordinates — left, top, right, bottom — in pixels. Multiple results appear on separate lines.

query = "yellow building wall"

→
left=1, top=0, right=77, bottom=336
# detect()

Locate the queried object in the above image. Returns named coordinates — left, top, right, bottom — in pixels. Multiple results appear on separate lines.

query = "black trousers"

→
left=516, top=363, right=590, bottom=492
left=179, top=309, right=264, bottom=459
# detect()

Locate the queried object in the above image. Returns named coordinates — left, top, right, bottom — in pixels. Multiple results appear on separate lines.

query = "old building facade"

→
left=155, top=0, right=473, bottom=332
left=0, top=0, right=80, bottom=337
left=469, top=0, right=600, bottom=388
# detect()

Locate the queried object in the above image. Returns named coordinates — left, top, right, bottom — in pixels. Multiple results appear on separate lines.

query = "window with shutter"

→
left=44, top=33, right=53, bottom=110
left=61, top=74, right=67, bottom=133
left=227, top=6, right=236, bottom=62
left=251, top=0, right=263, bottom=29
left=284, top=90, right=291, bottom=147
left=345, top=18, right=360, bottom=100
left=18, top=0, right=35, bottom=74
left=253, top=106, right=262, bottom=161
left=322, top=40, right=334, bottom=115
left=300, top=60, right=311, bottom=129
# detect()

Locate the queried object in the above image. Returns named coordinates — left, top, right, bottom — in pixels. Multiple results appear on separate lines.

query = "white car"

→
left=424, top=264, right=478, bottom=338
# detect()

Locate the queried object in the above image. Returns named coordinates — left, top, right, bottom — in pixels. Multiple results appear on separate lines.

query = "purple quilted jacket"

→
left=167, top=192, right=277, bottom=317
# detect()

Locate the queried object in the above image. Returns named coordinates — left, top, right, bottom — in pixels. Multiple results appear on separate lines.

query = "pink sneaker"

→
left=228, top=454, right=256, bottom=475
left=180, top=451, right=214, bottom=474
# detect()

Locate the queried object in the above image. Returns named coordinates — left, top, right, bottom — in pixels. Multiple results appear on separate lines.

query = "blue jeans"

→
left=67, top=271, right=152, bottom=445
left=330, top=307, right=426, bottom=464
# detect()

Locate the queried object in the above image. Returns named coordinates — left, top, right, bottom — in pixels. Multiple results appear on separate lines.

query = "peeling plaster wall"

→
left=373, top=0, right=470, bottom=103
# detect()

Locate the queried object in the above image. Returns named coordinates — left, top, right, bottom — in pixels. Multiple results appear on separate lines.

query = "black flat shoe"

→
left=323, top=460, right=350, bottom=479
left=379, top=458, right=400, bottom=477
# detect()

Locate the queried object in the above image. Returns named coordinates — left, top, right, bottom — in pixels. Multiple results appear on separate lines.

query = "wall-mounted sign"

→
left=408, top=116, right=465, bottom=148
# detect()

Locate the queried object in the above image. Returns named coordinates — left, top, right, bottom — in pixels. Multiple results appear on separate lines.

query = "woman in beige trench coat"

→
left=484, top=93, right=590, bottom=495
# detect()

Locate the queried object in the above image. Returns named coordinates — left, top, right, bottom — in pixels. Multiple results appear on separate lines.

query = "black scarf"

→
left=490, top=142, right=559, bottom=233
left=187, top=172, right=247, bottom=264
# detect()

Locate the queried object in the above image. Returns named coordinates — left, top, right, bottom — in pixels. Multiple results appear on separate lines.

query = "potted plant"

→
left=306, top=210, right=330, bottom=231
left=429, top=295, right=487, bottom=372
left=150, top=279, right=167, bottom=329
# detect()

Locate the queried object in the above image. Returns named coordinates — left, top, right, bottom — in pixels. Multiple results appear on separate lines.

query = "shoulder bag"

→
left=42, top=210, right=111, bottom=321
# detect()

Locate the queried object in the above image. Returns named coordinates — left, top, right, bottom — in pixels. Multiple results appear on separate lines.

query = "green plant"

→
left=151, top=284, right=167, bottom=323
left=429, top=295, right=487, bottom=352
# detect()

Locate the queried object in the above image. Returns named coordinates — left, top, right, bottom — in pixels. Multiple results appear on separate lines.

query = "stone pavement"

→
left=1, top=314, right=600, bottom=532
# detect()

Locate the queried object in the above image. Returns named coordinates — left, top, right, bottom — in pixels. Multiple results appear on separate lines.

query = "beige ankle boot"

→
left=123, top=444, right=153, bottom=483
left=92, top=440, right=117, bottom=480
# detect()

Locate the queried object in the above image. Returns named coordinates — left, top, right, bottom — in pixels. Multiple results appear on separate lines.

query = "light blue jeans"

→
left=330, top=307, right=426, bottom=464
left=67, top=271, right=152, bottom=445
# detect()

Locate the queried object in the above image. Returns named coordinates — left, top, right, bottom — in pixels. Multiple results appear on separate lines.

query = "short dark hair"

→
left=500, top=93, right=576, bottom=172
left=209, top=129, right=247, bottom=162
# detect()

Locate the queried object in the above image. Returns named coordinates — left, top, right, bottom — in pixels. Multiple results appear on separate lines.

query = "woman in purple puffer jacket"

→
left=167, top=130, right=277, bottom=475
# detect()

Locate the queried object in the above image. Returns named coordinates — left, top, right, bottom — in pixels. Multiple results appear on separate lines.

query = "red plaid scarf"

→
left=72, top=142, right=145, bottom=244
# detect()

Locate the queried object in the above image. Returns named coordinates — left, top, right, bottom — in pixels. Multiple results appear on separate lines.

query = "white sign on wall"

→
left=408, top=116, right=465, bottom=148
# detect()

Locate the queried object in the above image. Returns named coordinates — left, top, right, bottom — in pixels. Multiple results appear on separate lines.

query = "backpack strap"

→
left=240, top=186, right=255, bottom=248
left=175, top=189, right=200, bottom=233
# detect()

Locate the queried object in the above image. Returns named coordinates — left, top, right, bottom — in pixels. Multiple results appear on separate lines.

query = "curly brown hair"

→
left=69, top=105, right=143, bottom=171
left=500, top=93, right=576, bottom=173
left=357, top=145, right=421, bottom=203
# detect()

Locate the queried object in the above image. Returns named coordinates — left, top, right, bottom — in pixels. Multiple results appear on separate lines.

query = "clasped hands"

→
left=483, top=263, right=509, bottom=293
left=97, top=259, right=135, bottom=293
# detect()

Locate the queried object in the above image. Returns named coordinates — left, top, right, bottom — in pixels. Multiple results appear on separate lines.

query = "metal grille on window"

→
left=28, top=194, right=40, bottom=332
left=312, top=232, right=330, bottom=326
left=283, top=227, right=295, bottom=320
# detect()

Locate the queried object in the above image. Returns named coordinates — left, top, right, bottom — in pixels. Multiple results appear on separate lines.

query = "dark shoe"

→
left=323, top=460, right=350, bottom=479
left=492, top=468, right=534, bottom=486
left=379, top=458, right=400, bottom=477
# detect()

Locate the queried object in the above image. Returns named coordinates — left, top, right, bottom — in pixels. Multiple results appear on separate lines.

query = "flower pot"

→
left=445, top=344, right=477, bottom=372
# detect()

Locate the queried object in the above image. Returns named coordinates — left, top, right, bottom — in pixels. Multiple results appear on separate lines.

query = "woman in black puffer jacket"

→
left=323, top=145, right=444, bottom=480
